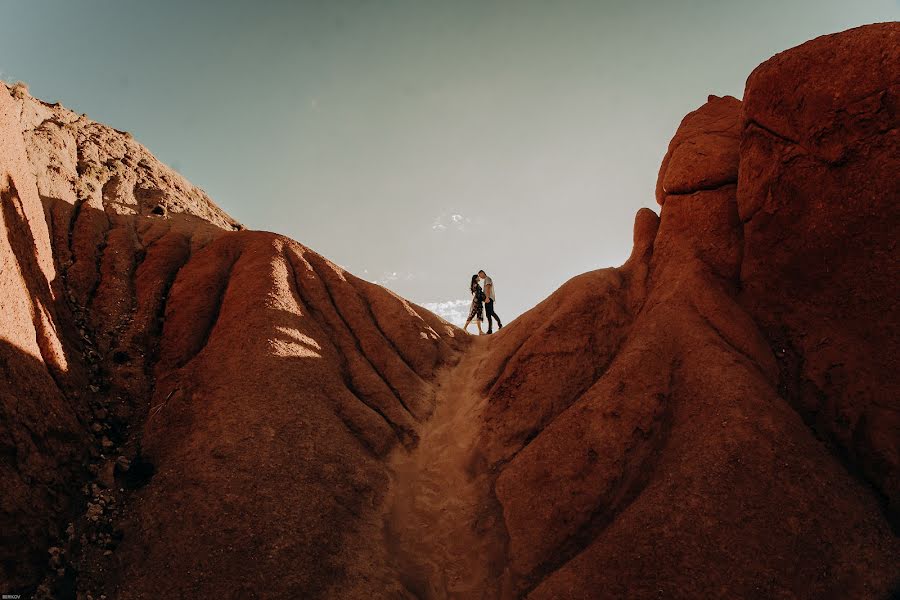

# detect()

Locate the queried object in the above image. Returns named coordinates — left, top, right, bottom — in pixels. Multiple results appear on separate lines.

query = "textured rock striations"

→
left=1, top=22, right=898, bottom=600
left=0, top=81, right=464, bottom=598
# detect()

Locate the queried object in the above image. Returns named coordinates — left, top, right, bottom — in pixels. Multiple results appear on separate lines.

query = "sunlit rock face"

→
left=1, top=22, right=898, bottom=600
left=1, top=80, right=465, bottom=597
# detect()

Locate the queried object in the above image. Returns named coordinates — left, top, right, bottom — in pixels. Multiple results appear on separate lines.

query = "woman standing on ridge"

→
left=463, top=274, right=485, bottom=335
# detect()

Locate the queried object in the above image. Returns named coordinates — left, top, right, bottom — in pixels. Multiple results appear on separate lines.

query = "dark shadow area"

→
left=1, top=178, right=92, bottom=595
left=121, top=452, right=156, bottom=490
left=0, top=338, right=84, bottom=596
left=1, top=191, right=230, bottom=595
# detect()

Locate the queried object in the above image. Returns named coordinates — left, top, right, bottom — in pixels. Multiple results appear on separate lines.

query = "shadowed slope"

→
left=116, top=232, right=463, bottom=599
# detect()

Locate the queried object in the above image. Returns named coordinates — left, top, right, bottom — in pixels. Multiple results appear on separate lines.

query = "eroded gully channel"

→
left=384, top=337, right=511, bottom=599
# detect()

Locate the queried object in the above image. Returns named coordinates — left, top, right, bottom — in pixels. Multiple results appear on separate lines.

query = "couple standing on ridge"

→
left=464, top=270, right=503, bottom=335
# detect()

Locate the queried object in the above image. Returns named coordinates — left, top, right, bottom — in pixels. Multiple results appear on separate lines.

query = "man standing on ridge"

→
left=478, top=269, right=503, bottom=334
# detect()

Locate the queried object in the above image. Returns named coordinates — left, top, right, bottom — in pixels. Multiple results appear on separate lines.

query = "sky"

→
left=1, top=1, right=896, bottom=324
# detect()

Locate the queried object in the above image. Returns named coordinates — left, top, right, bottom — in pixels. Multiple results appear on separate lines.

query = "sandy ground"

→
left=384, top=337, right=508, bottom=599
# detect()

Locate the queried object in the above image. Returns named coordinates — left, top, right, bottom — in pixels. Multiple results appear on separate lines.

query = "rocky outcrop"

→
left=1, top=22, right=898, bottom=600
left=21, top=89, right=238, bottom=232
left=472, top=24, right=899, bottom=599
left=0, top=82, right=464, bottom=598
left=656, top=94, right=741, bottom=203
left=0, top=81, right=89, bottom=594
left=738, top=21, right=900, bottom=522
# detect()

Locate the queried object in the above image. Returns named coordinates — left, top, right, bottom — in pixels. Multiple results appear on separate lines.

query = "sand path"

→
left=385, top=336, right=507, bottom=599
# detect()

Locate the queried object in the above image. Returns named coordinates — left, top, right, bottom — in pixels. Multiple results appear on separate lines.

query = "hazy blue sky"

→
left=1, top=1, right=896, bottom=323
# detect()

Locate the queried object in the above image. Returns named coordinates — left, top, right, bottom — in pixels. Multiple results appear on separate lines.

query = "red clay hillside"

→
left=0, top=22, right=897, bottom=600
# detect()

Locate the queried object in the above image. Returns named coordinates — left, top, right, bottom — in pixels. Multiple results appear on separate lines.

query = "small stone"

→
left=103, top=549, right=112, bottom=556
left=101, top=437, right=114, bottom=449
left=91, top=423, right=103, bottom=433
left=99, top=461, right=116, bottom=488
left=90, top=385, right=100, bottom=393
left=66, top=523, right=75, bottom=538
left=116, top=456, right=131, bottom=472
left=48, top=546, right=63, bottom=569
left=86, top=502, right=103, bottom=521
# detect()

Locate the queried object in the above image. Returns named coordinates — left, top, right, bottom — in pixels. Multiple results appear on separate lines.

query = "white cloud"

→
left=422, top=298, right=471, bottom=325
left=377, top=271, right=415, bottom=286
left=431, top=211, right=473, bottom=232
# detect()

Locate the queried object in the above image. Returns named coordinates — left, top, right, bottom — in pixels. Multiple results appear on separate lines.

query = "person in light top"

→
left=478, top=269, right=502, bottom=334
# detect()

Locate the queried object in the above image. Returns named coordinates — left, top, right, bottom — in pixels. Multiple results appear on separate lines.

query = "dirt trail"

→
left=385, top=337, right=508, bottom=599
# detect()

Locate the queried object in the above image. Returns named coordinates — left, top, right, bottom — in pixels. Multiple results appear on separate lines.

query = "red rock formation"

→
left=738, top=22, right=900, bottom=522
left=0, top=82, right=89, bottom=593
left=474, top=25, right=899, bottom=599
left=115, top=232, right=462, bottom=599
left=1, top=82, right=464, bottom=597
left=1, top=22, right=898, bottom=600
